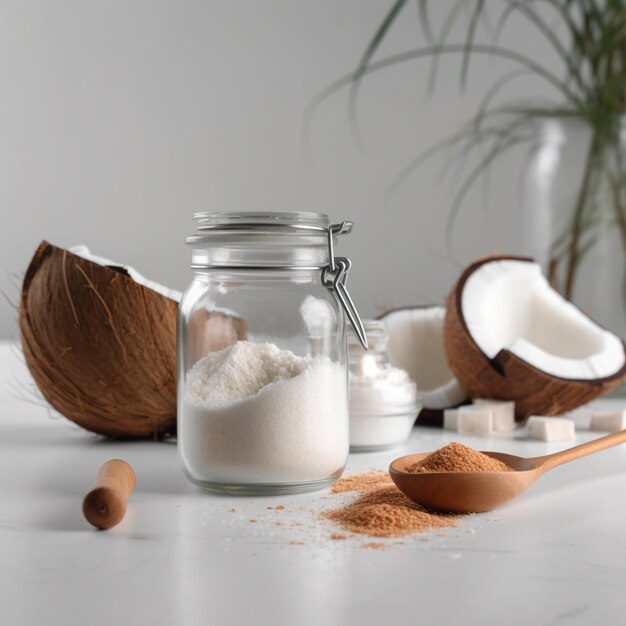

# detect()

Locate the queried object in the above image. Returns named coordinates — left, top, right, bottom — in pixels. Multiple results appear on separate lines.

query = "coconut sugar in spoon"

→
left=389, top=429, right=626, bottom=513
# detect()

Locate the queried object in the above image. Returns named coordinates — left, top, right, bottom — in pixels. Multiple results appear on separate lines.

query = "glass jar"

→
left=348, top=320, right=420, bottom=451
left=177, top=212, right=367, bottom=495
left=521, top=118, right=626, bottom=340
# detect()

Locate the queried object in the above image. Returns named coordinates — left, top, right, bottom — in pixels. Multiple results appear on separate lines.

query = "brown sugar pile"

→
left=323, top=485, right=458, bottom=538
left=407, top=442, right=512, bottom=473
left=331, top=470, right=393, bottom=493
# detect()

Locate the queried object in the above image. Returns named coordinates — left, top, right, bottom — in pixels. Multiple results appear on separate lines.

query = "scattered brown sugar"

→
left=331, top=532, right=348, bottom=541
left=275, top=505, right=285, bottom=510
left=323, top=485, right=458, bottom=538
left=363, top=542, right=387, bottom=550
left=407, top=442, right=512, bottom=474
left=331, top=470, right=393, bottom=493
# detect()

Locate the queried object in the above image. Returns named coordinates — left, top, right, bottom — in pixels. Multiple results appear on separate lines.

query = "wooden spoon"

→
left=389, top=430, right=626, bottom=513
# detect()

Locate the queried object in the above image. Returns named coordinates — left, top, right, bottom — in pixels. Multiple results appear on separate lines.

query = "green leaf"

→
left=417, top=0, right=434, bottom=44
left=348, top=0, right=410, bottom=144
left=460, top=0, right=486, bottom=90
left=426, top=0, right=466, bottom=93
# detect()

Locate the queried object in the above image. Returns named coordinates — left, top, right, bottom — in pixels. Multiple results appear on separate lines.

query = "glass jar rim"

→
left=187, top=211, right=330, bottom=242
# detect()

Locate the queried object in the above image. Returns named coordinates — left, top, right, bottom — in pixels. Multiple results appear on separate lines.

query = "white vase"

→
left=520, top=117, right=626, bottom=341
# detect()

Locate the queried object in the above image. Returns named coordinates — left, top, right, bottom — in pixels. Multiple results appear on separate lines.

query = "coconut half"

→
left=380, top=306, right=468, bottom=414
left=19, top=241, right=180, bottom=439
left=445, top=255, right=626, bottom=419
left=19, top=241, right=246, bottom=439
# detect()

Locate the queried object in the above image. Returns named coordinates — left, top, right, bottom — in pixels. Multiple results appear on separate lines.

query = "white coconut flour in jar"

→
left=179, top=341, right=349, bottom=485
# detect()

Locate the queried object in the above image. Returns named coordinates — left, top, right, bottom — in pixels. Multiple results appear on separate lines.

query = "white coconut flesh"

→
left=383, top=306, right=467, bottom=409
left=461, top=259, right=625, bottom=380
left=70, top=245, right=182, bottom=302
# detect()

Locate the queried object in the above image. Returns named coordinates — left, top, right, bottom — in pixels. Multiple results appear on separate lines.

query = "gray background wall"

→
left=0, top=1, right=558, bottom=339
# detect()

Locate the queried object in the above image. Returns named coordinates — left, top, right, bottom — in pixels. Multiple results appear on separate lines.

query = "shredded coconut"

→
left=180, top=341, right=349, bottom=484
left=185, top=341, right=307, bottom=406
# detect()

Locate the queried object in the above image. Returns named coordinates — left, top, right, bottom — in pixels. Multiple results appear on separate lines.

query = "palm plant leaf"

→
left=309, top=0, right=626, bottom=302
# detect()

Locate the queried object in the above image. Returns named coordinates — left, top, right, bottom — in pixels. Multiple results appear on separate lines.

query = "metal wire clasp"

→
left=322, top=221, right=368, bottom=350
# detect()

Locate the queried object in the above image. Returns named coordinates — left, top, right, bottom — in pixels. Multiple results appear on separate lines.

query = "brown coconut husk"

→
left=19, top=241, right=179, bottom=438
left=444, top=255, right=626, bottom=420
left=19, top=241, right=246, bottom=439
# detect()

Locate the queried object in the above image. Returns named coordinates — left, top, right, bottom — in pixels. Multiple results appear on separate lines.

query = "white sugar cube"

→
left=526, top=416, right=575, bottom=442
left=590, top=410, right=626, bottom=432
left=457, top=406, right=493, bottom=436
left=443, top=409, right=459, bottom=431
left=473, top=399, right=516, bottom=432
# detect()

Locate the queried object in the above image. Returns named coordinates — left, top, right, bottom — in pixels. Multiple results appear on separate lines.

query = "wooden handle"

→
left=82, top=459, right=136, bottom=530
left=534, top=429, right=626, bottom=473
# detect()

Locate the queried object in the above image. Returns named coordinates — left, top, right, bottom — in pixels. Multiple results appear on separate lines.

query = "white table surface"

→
left=2, top=341, right=626, bottom=626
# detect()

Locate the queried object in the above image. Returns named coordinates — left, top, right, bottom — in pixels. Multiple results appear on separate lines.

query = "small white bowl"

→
left=349, top=405, right=421, bottom=452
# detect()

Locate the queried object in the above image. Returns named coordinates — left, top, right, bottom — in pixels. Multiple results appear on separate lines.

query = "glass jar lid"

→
left=186, top=212, right=330, bottom=243
left=185, top=211, right=369, bottom=350
left=190, top=211, right=330, bottom=236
